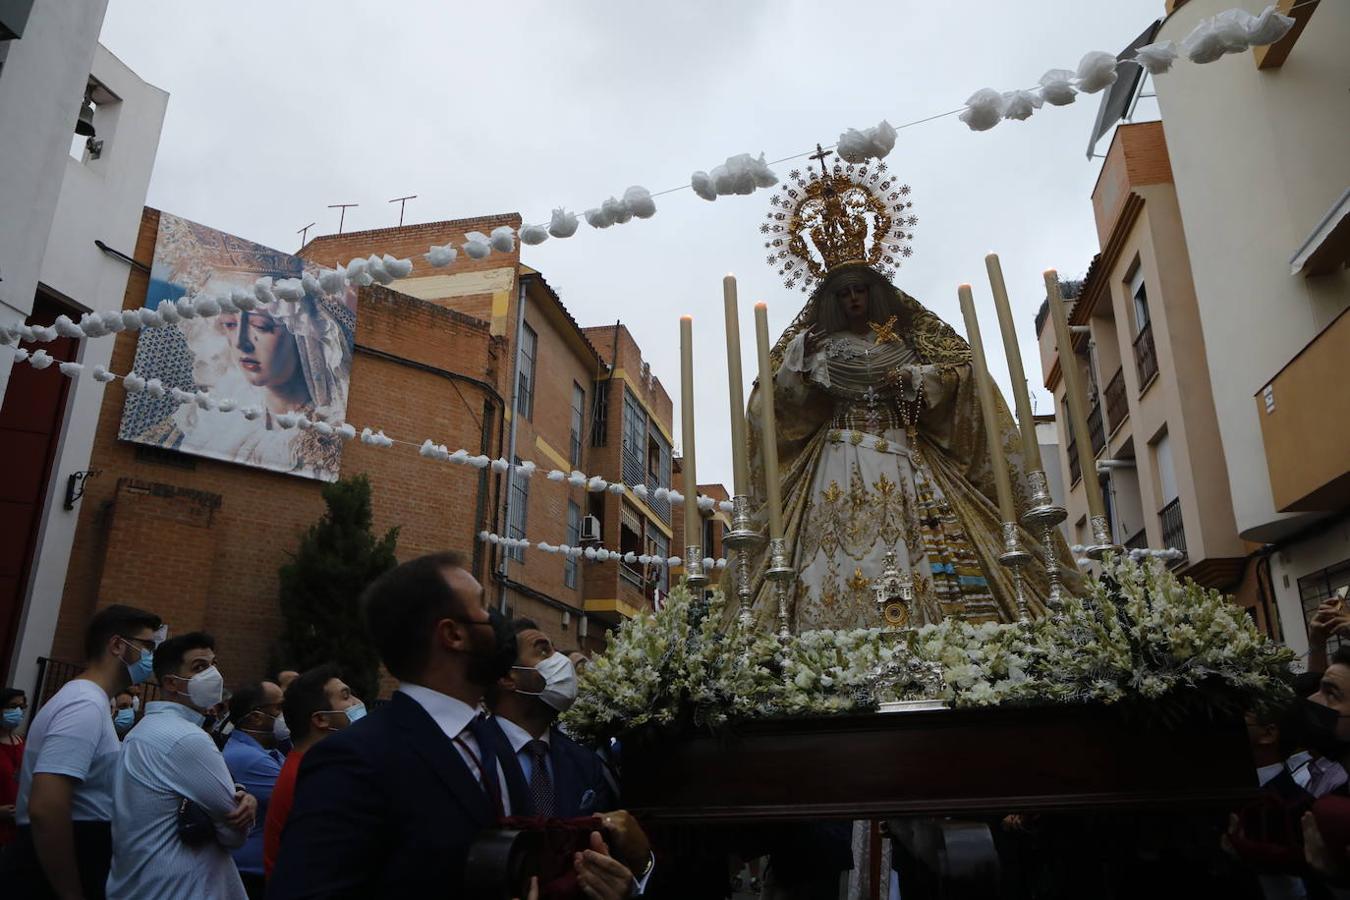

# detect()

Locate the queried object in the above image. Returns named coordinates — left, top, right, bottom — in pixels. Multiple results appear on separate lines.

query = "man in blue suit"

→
left=267, top=552, right=637, bottom=899
left=485, top=619, right=654, bottom=887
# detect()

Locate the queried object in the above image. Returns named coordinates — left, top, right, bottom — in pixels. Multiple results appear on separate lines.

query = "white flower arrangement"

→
left=560, top=556, right=1294, bottom=745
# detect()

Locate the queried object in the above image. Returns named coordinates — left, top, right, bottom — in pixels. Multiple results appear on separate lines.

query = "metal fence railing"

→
left=1134, top=321, right=1159, bottom=389
left=1087, top=398, right=1106, bottom=457
left=1104, top=367, right=1128, bottom=435
left=31, top=656, right=86, bottom=714
left=31, top=656, right=169, bottom=717
left=1159, top=498, right=1187, bottom=564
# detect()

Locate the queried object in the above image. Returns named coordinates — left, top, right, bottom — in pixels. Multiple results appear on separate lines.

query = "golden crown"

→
left=762, top=146, right=916, bottom=292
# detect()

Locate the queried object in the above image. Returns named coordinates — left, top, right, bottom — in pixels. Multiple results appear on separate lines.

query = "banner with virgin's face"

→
left=118, top=212, right=356, bottom=482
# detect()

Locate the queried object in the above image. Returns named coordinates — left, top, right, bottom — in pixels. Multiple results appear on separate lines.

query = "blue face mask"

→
left=1, top=708, right=22, bottom=729
left=121, top=639, right=154, bottom=686
left=114, top=708, right=135, bottom=732
left=344, top=702, right=367, bottom=725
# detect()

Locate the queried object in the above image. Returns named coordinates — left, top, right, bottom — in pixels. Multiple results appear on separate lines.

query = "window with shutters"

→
left=516, top=324, right=537, bottom=421
left=621, top=388, right=647, bottom=489
left=564, top=501, right=580, bottom=589
left=506, top=456, right=529, bottom=562
left=570, top=382, right=585, bottom=467
left=646, top=430, right=671, bottom=524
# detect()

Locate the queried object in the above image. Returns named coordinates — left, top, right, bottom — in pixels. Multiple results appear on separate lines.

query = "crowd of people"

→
left=0, top=550, right=649, bottom=899
left=3, top=550, right=1350, bottom=899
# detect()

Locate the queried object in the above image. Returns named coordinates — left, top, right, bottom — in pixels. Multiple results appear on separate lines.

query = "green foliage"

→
left=276, top=475, right=399, bottom=702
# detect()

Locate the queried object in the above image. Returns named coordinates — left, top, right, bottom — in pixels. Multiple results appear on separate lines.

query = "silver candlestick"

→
left=1021, top=469, right=1067, bottom=618
left=998, top=522, right=1033, bottom=623
left=764, top=536, right=795, bottom=640
left=684, top=544, right=708, bottom=591
left=1083, top=513, right=1122, bottom=561
left=721, top=495, right=763, bottom=626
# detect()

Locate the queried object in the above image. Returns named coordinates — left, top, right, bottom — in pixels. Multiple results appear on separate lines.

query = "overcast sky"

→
left=99, top=0, right=1163, bottom=489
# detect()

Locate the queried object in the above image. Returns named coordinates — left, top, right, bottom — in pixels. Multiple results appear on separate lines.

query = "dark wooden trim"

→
left=623, top=705, right=1254, bottom=823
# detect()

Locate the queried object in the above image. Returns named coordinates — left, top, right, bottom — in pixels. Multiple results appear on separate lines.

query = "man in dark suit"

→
left=268, top=552, right=637, bottom=899
left=485, top=619, right=654, bottom=887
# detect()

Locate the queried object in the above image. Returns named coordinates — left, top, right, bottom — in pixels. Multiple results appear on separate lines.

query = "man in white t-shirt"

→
left=0, top=604, right=163, bottom=900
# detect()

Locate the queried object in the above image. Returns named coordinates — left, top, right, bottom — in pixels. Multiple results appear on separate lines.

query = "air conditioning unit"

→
left=580, top=515, right=601, bottom=543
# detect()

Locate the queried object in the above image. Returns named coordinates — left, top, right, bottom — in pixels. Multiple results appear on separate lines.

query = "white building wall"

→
left=1152, top=0, right=1350, bottom=544
left=1271, top=517, right=1350, bottom=666
left=1034, top=419, right=1070, bottom=541
left=4, top=44, right=167, bottom=689
left=0, top=0, right=109, bottom=401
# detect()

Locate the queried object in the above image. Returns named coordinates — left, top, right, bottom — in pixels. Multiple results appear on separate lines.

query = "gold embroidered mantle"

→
left=730, top=266, right=1081, bottom=632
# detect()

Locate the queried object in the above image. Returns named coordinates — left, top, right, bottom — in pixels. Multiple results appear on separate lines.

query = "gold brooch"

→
left=869, top=316, right=900, bottom=345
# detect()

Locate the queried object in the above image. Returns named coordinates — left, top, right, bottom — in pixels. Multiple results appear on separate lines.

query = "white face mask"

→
left=175, top=665, right=224, bottom=711
left=273, top=713, right=291, bottom=743
left=512, top=652, right=578, bottom=713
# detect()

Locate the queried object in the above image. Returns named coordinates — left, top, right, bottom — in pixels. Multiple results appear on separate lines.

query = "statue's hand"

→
left=802, top=326, right=826, bottom=357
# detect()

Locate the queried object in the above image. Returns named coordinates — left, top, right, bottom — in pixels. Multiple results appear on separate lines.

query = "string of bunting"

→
left=477, top=528, right=727, bottom=573
left=8, top=352, right=738, bottom=514
left=0, top=7, right=1301, bottom=351
left=14, top=348, right=1189, bottom=567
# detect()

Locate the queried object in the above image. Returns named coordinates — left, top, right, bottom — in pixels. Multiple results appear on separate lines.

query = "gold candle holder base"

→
left=1021, top=470, right=1067, bottom=619
left=722, top=495, right=764, bottom=626
left=998, top=522, right=1033, bottom=623
left=764, top=537, right=795, bottom=640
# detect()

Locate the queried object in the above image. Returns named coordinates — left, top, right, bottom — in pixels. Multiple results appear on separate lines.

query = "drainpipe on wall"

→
left=498, top=279, right=529, bottom=613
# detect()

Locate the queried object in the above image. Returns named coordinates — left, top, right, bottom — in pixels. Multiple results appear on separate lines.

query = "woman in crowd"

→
left=0, top=688, right=26, bottom=849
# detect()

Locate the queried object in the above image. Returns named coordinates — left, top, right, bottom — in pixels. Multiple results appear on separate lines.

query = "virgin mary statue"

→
left=742, top=153, right=1078, bottom=632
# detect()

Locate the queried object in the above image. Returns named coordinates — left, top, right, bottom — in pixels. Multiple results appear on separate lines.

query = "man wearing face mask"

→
left=221, top=683, right=286, bottom=899
left=106, top=632, right=257, bottom=899
left=112, top=692, right=137, bottom=739
left=262, top=664, right=363, bottom=879
left=485, top=620, right=655, bottom=894
left=0, top=604, right=162, bottom=900
left=270, top=551, right=638, bottom=899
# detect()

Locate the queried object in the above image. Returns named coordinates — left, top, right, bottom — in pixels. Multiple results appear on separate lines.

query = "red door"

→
left=0, top=294, right=78, bottom=678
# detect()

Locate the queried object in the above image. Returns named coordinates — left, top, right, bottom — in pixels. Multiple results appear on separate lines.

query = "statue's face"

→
left=834, top=283, right=870, bottom=321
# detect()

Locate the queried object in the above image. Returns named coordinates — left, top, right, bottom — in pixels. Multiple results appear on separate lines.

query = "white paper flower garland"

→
left=7, top=354, right=738, bottom=514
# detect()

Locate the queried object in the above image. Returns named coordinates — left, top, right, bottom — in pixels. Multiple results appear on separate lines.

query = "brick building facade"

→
left=40, top=208, right=679, bottom=691
left=48, top=209, right=503, bottom=689
left=578, top=324, right=675, bottom=623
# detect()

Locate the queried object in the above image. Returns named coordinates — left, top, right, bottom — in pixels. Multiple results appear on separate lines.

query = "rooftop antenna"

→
left=296, top=221, right=316, bottom=249
left=388, top=194, right=418, bottom=227
left=327, top=203, right=358, bottom=234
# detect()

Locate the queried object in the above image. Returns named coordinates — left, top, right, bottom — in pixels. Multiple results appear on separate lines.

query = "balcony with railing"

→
left=1159, top=498, right=1187, bottom=563
left=1104, top=368, right=1128, bottom=435
left=1087, top=398, right=1106, bottom=457
left=646, top=473, right=671, bottom=523
left=1133, top=321, right=1158, bottom=390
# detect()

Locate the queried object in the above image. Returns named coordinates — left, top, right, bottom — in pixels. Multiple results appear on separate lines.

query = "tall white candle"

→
left=723, top=275, right=750, bottom=497
left=680, top=315, right=701, bottom=558
left=985, top=252, right=1043, bottom=473
left=753, top=303, right=784, bottom=540
left=959, top=284, right=1016, bottom=524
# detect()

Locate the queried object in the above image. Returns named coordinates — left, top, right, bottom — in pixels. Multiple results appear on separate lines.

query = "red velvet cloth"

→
left=263, top=748, right=305, bottom=878
left=1229, top=791, right=1309, bottom=871
left=1312, top=795, right=1350, bottom=868
left=500, top=816, right=603, bottom=899
left=0, top=738, right=23, bottom=847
